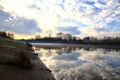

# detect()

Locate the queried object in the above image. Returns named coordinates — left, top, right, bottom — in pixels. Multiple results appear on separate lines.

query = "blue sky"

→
left=0, top=0, right=120, bottom=38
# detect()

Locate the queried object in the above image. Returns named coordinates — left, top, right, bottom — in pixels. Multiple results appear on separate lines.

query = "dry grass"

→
left=16, top=50, right=33, bottom=69
left=0, top=38, right=33, bottom=69
left=0, top=51, right=33, bottom=69
left=0, top=38, right=55, bottom=80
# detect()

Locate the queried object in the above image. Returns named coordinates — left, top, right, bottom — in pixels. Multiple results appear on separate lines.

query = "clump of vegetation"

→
left=16, top=50, right=33, bottom=69
left=26, top=42, right=34, bottom=51
left=0, top=50, right=33, bottom=69
left=26, top=42, right=32, bottom=48
left=0, top=30, right=14, bottom=39
left=0, top=37, right=34, bottom=69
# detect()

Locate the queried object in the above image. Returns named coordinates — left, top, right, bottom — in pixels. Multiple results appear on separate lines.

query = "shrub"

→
left=16, top=50, right=33, bottom=69
left=26, top=42, right=32, bottom=48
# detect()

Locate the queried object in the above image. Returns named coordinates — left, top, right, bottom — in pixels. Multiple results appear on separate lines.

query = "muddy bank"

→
left=0, top=39, right=55, bottom=80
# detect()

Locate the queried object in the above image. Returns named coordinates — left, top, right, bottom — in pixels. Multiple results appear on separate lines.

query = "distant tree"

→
left=35, top=35, right=41, bottom=39
left=63, top=33, right=72, bottom=40
left=89, top=36, right=120, bottom=44
left=0, top=30, right=14, bottom=39
left=56, top=32, right=64, bottom=39
left=48, top=33, right=51, bottom=38
left=0, top=31, right=7, bottom=37
left=7, top=32, right=14, bottom=39
left=72, top=36, right=77, bottom=40
left=10, top=33, right=14, bottom=39
left=83, top=37, right=91, bottom=43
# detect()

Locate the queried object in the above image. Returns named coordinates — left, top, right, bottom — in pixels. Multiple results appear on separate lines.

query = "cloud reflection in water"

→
left=35, top=47, right=120, bottom=80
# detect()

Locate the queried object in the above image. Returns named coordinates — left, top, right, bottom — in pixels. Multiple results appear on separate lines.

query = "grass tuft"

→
left=16, top=50, right=33, bottom=69
left=0, top=50, right=33, bottom=69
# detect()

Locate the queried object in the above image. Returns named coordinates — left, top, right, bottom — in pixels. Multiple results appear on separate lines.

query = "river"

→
left=32, top=43, right=120, bottom=80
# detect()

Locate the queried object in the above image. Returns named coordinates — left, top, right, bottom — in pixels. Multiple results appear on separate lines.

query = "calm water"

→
left=33, top=43, right=120, bottom=80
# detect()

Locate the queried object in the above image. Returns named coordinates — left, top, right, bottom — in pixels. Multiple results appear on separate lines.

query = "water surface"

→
left=33, top=44, right=120, bottom=80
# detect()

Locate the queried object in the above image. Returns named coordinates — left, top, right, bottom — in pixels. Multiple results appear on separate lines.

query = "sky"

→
left=0, top=0, right=120, bottom=39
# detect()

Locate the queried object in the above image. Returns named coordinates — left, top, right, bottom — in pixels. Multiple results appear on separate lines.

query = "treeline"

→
left=25, top=32, right=83, bottom=44
left=27, top=37, right=83, bottom=44
left=90, top=36, right=120, bottom=45
left=0, top=30, right=14, bottom=39
left=25, top=32, right=120, bottom=45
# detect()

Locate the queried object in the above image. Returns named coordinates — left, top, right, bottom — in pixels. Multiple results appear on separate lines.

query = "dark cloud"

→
left=56, top=26, right=80, bottom=35
left=107, top=57, right=120, bottom=68
left=93, top=6, right=102, bottom=12
left=0, top=9, right=41, bottom=35
left=98, top=0, right=107, bottom=4
left=84, top=1, right=95, bottom=5
left=94, top=28, right=108, bottom=32
left=54, top=52, right=80, bottom=61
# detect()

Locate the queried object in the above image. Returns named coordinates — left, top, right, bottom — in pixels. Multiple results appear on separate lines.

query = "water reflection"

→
left=34, top=46, right=120, bottom=80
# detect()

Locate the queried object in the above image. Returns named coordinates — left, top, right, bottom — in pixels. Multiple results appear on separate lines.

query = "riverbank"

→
left=0, top=38, right=55, bottom=80
left=31, top=43, right=120, bottom=49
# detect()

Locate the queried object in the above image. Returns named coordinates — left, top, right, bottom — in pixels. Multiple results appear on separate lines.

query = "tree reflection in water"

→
left=34, top=45, right=120, bottom=80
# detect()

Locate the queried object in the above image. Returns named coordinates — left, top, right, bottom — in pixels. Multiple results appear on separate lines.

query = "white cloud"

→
left=0, top=0, right=120, bottom=37
left=36, top=47, right=120, bottom=80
